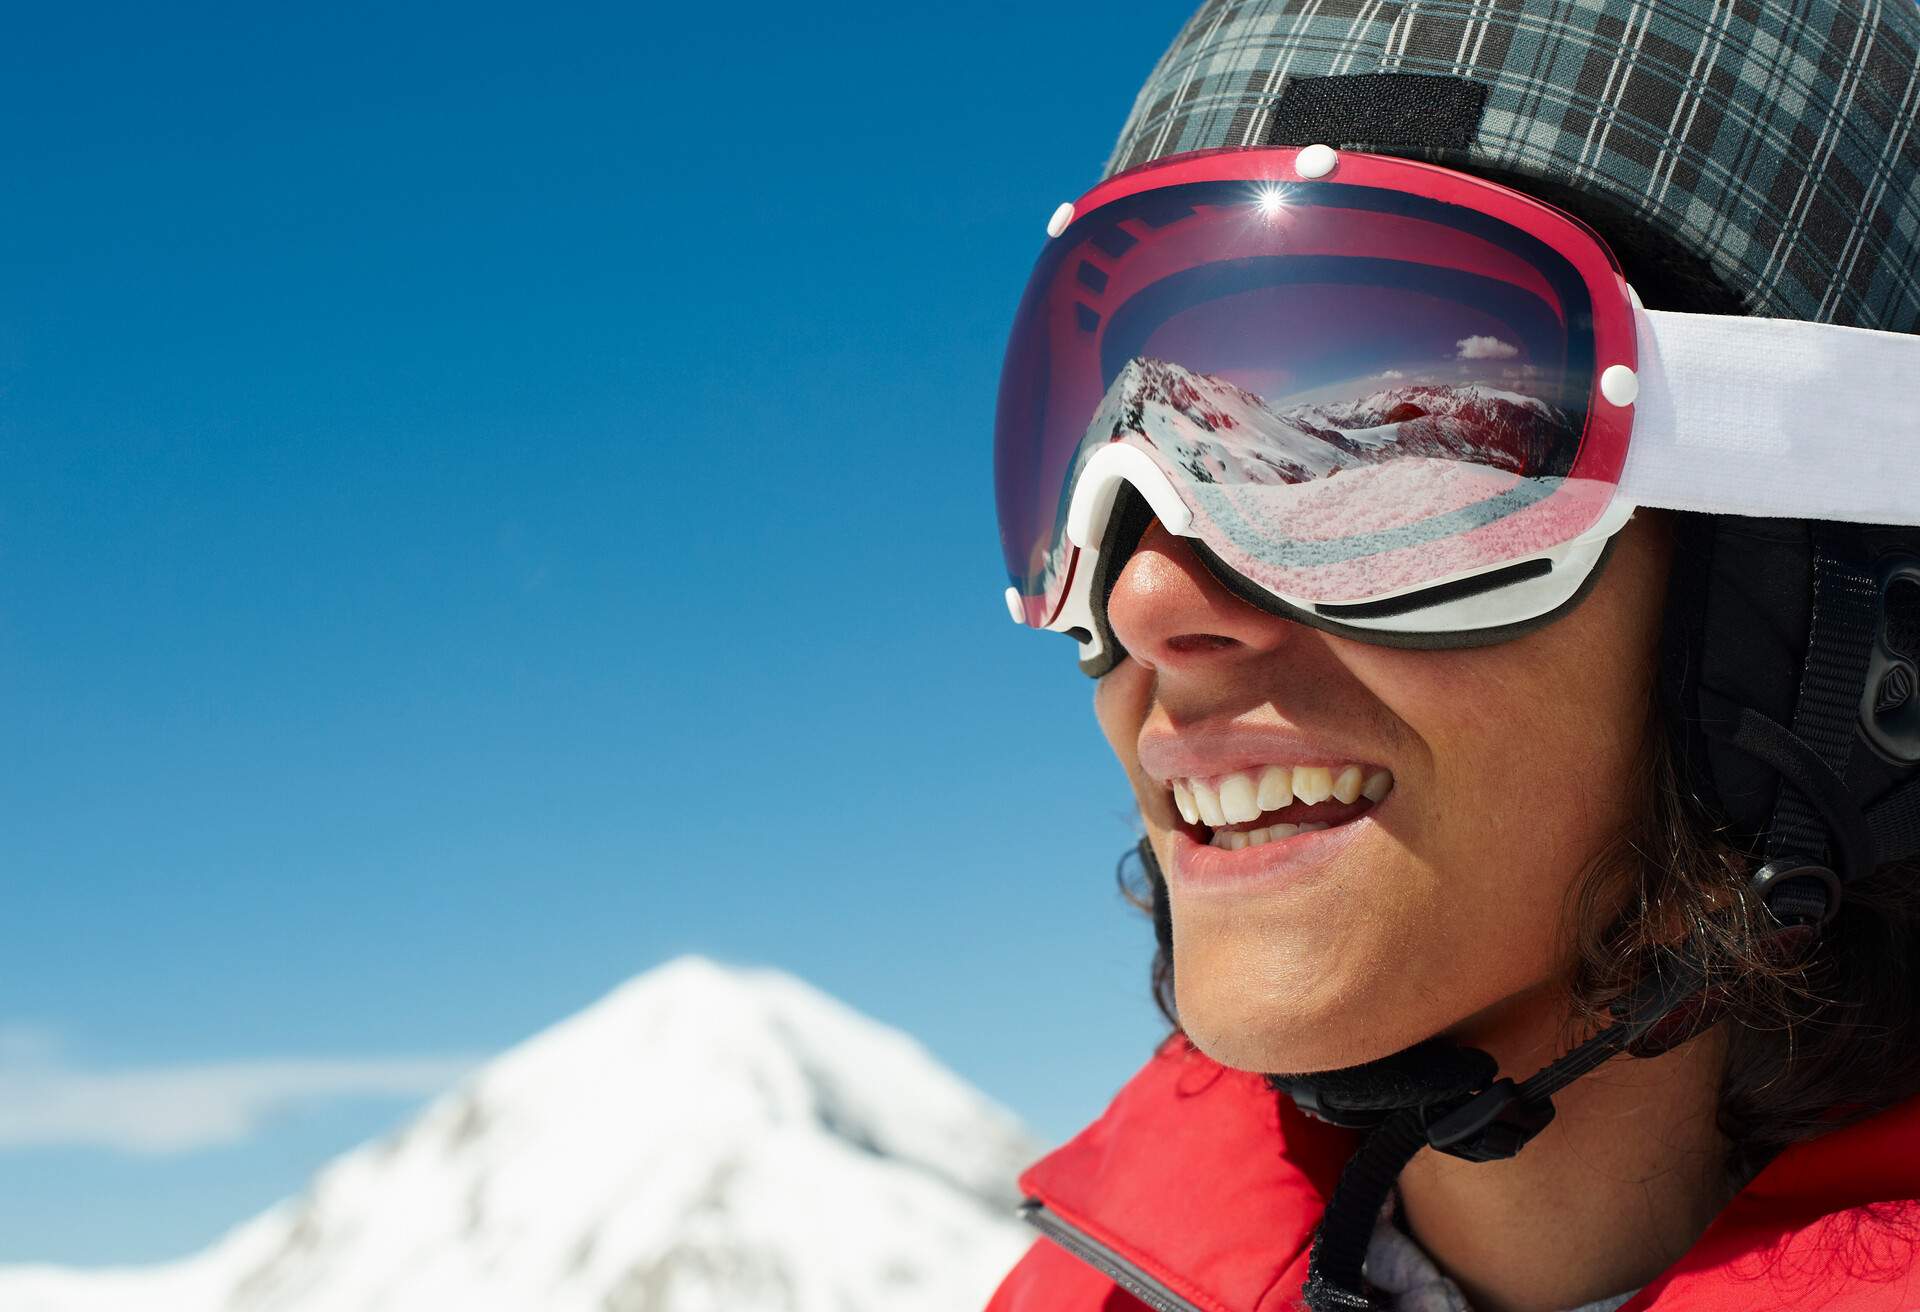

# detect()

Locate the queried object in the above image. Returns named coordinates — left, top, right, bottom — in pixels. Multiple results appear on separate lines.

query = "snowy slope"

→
left=1066, top=357, right=1592, bottom=601
left=1278, top=380, right=1571, bottom=473
left=1086, top=357, right=1574, bottom=487
left=1021, top=358, right=1575, bottom=604
left=1087, top=357, right=1349, bottom=487
left=0, top=957, right=1043, bottom=1312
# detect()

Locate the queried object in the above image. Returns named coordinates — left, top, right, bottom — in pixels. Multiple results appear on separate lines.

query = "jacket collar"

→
left=1020, top=1037, right=1920, bottom=1312
left=1017, top=1036, right=1355, bottom=1312
left=1620, top=1095, right=1920, bottom=1310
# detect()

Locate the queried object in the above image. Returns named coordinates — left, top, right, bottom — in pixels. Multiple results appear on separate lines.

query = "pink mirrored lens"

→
left=994, top=173, right=1611, bottom=623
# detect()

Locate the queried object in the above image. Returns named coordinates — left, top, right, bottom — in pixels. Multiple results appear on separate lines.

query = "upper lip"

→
left=1137, top=722, right=1388, bottom=784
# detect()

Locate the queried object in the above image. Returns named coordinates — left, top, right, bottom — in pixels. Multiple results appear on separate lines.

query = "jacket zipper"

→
left=1018, top=1199, right=1208, bottom=1312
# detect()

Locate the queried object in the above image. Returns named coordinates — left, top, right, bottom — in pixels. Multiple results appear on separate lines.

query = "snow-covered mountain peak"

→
left=1088, top=356, right=1575, bottom=488
left=0, top=957, right=1042, bottom=1312
left=420, top=953, right=1034, bottom=1204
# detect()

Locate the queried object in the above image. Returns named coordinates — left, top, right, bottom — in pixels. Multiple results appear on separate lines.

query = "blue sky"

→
left=0, top=1, right=1192, bottom=1265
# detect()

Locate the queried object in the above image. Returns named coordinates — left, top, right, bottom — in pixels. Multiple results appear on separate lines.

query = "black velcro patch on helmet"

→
left=1264, top=73, right=1489, bottom=151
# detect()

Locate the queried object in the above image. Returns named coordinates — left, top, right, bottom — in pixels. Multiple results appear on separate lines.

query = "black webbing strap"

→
left=1303, top=1110, right=1428, bottom=1311
left=1299, top=962, right=1708, bottom=1311
left=1871, top=777, right=1920, bottom=865
left=1707, top=707, right=1879, bottom=888
left=1768, top=530, right=1879, bottom=869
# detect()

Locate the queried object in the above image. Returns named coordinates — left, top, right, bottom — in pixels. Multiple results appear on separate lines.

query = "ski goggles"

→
left=994, top=146, right=1920, bottom=675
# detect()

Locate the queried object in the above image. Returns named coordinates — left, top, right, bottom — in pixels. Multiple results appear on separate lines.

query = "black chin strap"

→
left=1281, top=953, right=1716, bottom=1312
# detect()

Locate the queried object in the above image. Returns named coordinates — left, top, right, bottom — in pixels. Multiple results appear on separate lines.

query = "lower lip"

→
left=1167, top=810, right=1377, bottom=893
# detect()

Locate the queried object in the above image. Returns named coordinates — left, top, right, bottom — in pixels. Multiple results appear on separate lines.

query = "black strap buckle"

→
left=1862, top=554, right=1920, bottom=765
left=1750, top=857, right=1842, bottom=929
left=1270, top=1078, right=1389, bottom=1130
left=1422, top=1079, right=1556, bottom=1162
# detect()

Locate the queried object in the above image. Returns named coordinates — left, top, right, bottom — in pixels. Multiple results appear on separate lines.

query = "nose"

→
left=1105, top=520, right=1302, bottom=672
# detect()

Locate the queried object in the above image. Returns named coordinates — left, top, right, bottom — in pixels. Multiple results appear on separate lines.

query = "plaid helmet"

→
left=1103, top=0, right=1920, bottom=331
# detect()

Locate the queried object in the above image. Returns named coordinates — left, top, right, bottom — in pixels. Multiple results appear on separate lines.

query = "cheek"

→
left=1363, top=638, right=1641, bottom=877
left=1092, top=660, right=1154, bottom=765
left=1177, top=586, right=1662, bottom=1071
left=1369, top=615, right=1653, bottom=925
left=1092, top=662, right=1170, bottom=850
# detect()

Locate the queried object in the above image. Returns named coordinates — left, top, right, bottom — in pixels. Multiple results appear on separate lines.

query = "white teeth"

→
left=1208, top=821, right=1304, bottom=849
left=1256, top=765, right=1293, bottom=810
left=1190, top=777, right=1226, bottom=827
left=1332, top=764, right=1364, bottom=805
left=1217, top=772, right=1261, bottom=824
left=1172, top=779, right=1199, bottom=825
left=1291, top=765, right=1334, bottom=805
left=1297, top=821, right=1329, bottom=833
left=1173, top=763, right=1398, bottom=836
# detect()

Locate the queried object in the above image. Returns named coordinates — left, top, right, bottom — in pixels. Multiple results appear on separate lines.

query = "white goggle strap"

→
left=1621, top=309, right=1920, bottom=528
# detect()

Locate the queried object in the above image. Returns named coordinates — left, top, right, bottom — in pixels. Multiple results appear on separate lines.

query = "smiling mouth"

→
left=1166, top=763, right=1394, bottom=850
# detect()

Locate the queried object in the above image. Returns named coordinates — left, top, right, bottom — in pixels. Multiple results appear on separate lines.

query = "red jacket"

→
left=986, top=1036, right=1920, bottom=1312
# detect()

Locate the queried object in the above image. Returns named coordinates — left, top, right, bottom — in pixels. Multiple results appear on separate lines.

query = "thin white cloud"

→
left=0, top=1026, right=59, bottom=1066
left=1378, top=368, right=1406, bottom=379
left=1456, top=335, right=1520, bottom=360
left=0, top=1031, right=475, bottom=1155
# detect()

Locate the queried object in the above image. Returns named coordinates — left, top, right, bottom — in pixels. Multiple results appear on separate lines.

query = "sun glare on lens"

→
left=1255, top=185, right=1290, bottom=218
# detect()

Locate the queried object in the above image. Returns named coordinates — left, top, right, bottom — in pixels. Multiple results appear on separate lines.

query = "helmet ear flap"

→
left=1076, top=484, right=1157, bottom=678
left=1659, top=515, right=1814, bottom=849
left=1662, top=516, right=1920, bottom=867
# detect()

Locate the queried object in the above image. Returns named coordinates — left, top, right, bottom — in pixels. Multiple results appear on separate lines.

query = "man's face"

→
left=1094, top=513, right=1672, bottom=1073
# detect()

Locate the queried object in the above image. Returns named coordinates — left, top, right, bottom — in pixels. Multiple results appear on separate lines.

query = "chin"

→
left=1181, top=1011, right=1405, bottom=1075
left=1171, top=964, right=1390, bottom=1075
left=1169, top=934, right=1466, bottom=1075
